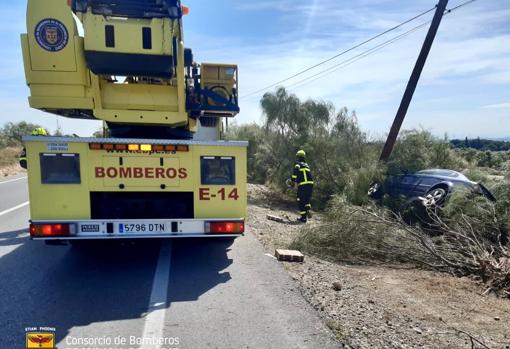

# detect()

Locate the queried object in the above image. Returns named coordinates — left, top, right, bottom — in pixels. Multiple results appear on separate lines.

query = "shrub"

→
left=292, top=194, right=510, bottom=297
left=290, top=197, right=427, bottom=263
left=0, top=147, right=21, bottom=167
left=387, top=130, right=466, bottom=174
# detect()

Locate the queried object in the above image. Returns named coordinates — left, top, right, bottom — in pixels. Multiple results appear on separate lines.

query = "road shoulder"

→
left=248, top=184, right=510, bottom=348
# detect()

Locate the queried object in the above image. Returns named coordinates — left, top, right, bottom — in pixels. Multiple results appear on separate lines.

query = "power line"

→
left=286, top=21, right=431, bottom=91
left=284, top=0, right=480, bottom=92
left=241, top=0, right=480, bottom=99
left=240, top=6, right=436, bottom=99
left=447, top=0, right=478, bottom=12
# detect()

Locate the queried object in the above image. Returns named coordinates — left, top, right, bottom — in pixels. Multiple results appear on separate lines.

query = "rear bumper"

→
left=30, top=218, right=244, bottom=240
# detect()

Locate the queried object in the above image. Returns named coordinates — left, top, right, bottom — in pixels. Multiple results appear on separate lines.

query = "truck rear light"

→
left=206, top=221, right=244, bottom=234
left=30, top=223, right=72, bottom=237
left=176, top=145, right=189, bottom=152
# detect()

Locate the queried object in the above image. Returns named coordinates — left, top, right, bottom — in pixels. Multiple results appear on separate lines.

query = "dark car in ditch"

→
left=368, top=169, right=496, bottom=206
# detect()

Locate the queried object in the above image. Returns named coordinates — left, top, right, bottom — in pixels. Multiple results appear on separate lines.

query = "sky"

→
left=0, top=0, right=508, bottom=139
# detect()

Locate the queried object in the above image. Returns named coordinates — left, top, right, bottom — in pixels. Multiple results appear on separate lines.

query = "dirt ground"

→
left=247, top=184, right=510, bottom=349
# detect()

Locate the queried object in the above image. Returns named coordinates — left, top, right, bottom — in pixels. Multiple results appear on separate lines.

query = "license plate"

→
left=118, top=222, right=167, bottom=233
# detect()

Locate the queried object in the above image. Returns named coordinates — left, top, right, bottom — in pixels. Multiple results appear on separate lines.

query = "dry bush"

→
left=0, top=147, right=21, bottom=167
left=384, top=207, right=509, bottom=297
left=292, top=195, right=510, bottom=297
left=290, top=197, right=432, bottom=264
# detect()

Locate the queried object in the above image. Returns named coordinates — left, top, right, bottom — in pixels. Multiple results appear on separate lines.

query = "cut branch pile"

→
left=292, top=197, right=510, bottom=297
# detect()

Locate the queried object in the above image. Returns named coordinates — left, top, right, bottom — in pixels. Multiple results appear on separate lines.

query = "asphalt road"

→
left=0, top=175, right=338, bottom=349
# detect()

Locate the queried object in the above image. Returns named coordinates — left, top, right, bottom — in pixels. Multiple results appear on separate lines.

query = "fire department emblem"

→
left=25, top=331, right=57, bottom=348
left=34, top=19, right=68, bottom=52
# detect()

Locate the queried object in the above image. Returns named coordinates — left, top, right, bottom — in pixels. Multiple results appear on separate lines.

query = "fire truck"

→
left=20, top=0, right=247, bottom=242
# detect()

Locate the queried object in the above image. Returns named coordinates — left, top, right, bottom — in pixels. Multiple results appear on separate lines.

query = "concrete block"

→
left=267, top=215, right=285, bottom=223
left=275, top=249, right=304, bottom=262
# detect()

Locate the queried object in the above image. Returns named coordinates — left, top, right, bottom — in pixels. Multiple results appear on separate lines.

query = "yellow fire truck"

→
left=21, top=0, right=246, bottom=242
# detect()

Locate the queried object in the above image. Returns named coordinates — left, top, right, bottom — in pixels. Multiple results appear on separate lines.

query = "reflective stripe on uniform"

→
left=299, top=211, right=307, bottom=215
left=19, top=157, right=27, bottom=161
left=298, top=167, right=313, bottom=186
left=305, top=204, right=311, bottom=208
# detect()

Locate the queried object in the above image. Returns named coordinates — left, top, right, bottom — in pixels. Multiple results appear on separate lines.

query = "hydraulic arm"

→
left=21, top=0, right=240, bottom=139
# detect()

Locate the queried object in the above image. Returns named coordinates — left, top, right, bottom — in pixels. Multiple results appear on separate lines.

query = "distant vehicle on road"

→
left=368, top=169, right=496, bottom=206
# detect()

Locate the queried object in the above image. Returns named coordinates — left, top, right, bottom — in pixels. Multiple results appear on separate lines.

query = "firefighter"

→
left=289, top=149, right=314, bottom=223
left=19, top=127, right=47, bottom=169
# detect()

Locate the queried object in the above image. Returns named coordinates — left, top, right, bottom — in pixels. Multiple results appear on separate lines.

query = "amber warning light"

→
left=89, top=143, right=189, bottom=152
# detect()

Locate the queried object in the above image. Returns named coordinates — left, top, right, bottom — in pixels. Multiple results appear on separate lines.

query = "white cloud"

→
left=199, top=0, right=510, bottom=138
left=235, top=1, right=298, bottom=12
left=481, top=102, right=510, bottom=109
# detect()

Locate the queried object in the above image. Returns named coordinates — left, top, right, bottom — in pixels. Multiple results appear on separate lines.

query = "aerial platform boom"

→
left=21, top=0, right=239, bottom=139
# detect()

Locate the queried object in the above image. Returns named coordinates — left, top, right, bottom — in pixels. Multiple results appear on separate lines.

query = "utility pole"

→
left=379, top=0, right=449, bottom=161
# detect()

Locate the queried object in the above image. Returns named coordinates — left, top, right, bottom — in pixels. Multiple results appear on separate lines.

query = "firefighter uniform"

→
left=19, top=128, right=47, bottom=169
left=291, top=150, right=314, bottom=222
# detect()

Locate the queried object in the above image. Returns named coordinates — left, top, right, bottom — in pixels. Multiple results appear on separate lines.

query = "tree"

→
left=232, top=87, right=375, bottom=208
left=0, top=121, right=45, bottom=147
left=226, top=123, right=266, bottom=183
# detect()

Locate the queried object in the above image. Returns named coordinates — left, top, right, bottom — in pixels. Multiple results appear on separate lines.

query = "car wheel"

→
left=368, top=181, right=383, bottom=199
left=423, top=187, right=448, bottom=207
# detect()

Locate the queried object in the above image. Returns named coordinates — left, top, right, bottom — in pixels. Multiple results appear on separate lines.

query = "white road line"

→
left=0, top=176, right=27, bottom=185
left=141, top=241, right=173, bottom=349
left=0, top=201, right=29, bottom=217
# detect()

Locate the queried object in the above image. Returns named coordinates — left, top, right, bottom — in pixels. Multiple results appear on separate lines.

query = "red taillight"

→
left=30, top=224, right=71, bottom=237
left=207, top=221, right=244, bottom=234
